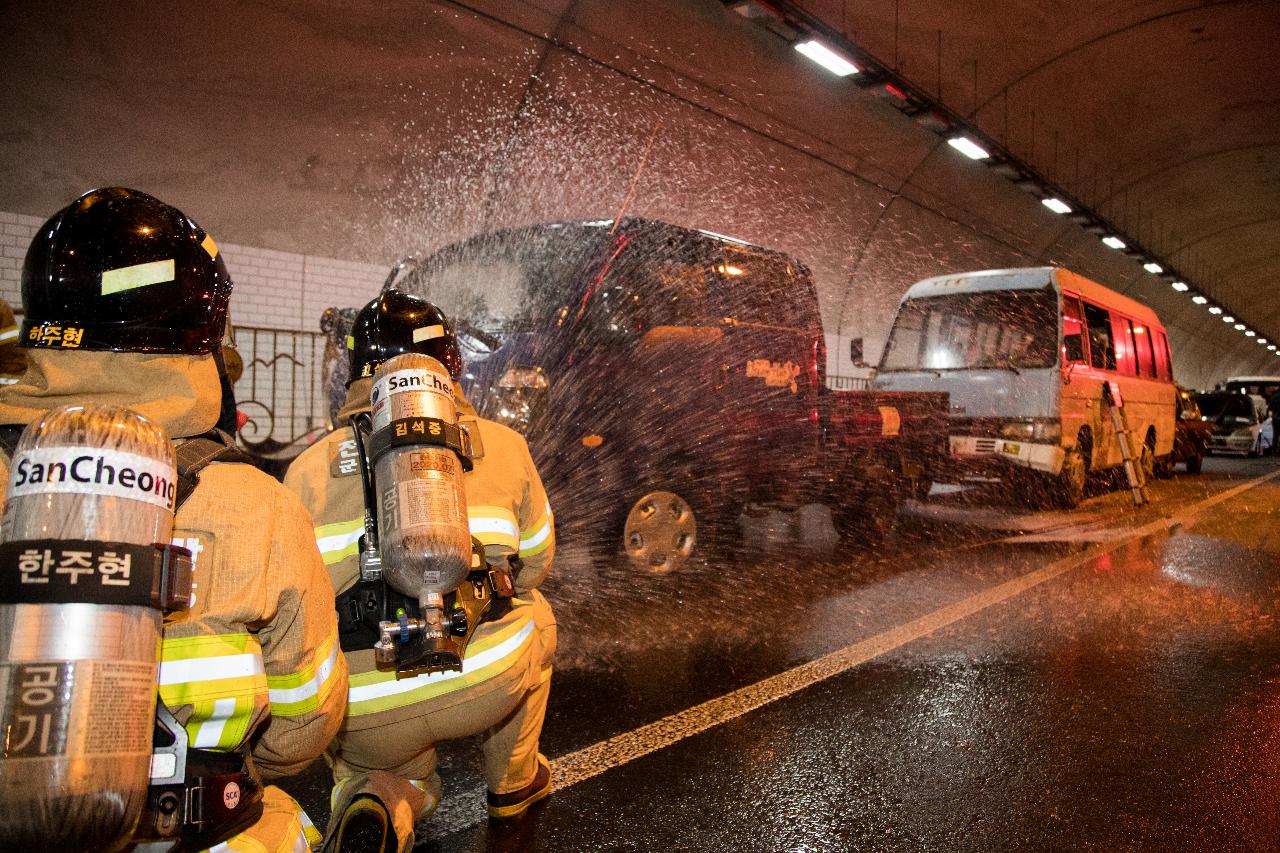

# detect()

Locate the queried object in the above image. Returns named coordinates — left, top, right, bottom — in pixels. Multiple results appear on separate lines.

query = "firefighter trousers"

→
left=326, top=592, right=556, bottom=841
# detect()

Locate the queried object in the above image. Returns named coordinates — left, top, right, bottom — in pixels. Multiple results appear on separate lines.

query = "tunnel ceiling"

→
left=0, top=0, right=1275, bottom=375
left=788, top=0, right=1279, bottom=350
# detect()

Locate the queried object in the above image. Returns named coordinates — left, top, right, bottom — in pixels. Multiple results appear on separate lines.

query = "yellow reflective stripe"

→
left=158, top=633, right=267, bottom=707
left=298, top=808, right=321, bottom=847
left=315, top=517, right=362, bottom=565
left=101, top=258, right=175, bottom=295
left=347, top=613, right=535, bottom=716
left=518, top=501, right=553, bottom=557
left=189, top=695, right=255, bottom=750
left=519, top=513, right=553, bottom=558
left=267, top=628, right=342, bottom=716
left=468, top=505, right=519, bottom=550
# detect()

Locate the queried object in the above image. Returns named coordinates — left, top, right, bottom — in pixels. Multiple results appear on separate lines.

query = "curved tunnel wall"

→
left=0, top=0, right=1272, bottom=388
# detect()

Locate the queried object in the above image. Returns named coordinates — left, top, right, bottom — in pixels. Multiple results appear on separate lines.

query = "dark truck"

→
left=330, top=219, right=946, bottom=573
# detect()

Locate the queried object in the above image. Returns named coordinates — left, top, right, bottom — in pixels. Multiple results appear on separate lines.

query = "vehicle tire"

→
left=1140, top=432, right=1156, bottom=483
left=831, top=464, right=899, bottom=546
left=1054, top=445, right=1088, bottom=509
left=910, top=476, right=933, bottom=502
left=1152, top=454, right=1174, bottom=479
left=610, top=475, right=734, bottom=575
left=1184, top=451, right=1203, bottom=474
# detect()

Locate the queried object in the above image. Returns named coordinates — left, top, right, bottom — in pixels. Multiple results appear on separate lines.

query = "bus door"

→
left=1059, top=293, right=1094, bottom=457
left=1080, top=300, right=1120, bottom=467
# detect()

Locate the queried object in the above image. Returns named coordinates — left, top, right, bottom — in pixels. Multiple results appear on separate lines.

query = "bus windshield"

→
left=879, top=287, right=1058, bottom=372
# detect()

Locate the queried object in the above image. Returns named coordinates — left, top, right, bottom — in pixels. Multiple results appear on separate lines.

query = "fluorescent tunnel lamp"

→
left=1245, top=330, right=1256, bottom=337
left=1171, top=281, right=1189, bottom=292
left=1102, top=236, right=1126, bottom=250
left=1223, top=316, right=1235, bottom=323
left=794, top=39, right=860, bottom=76
left=1041, top=198, right=1072, bottom=214
left=1235, top=323, right=1247, bottom=330
left=1208, top=306, right=1223, bottom=315
left=947, top=136, right=990, bottom=160
left=1143, top=262, right=1163, bottom=274
left=1191, top=295, right=1207, bottom=304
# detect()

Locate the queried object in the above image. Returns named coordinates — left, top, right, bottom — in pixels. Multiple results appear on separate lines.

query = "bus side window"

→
left=1132, top=322, right=1155, bottom=377
left=1155, top=331, right=1173, bottom=381
left=1062, top=295, right=1088, bottom=363
left=1082, top=302, right=1116, bottom=371
left=1112, top=315, right=1137, bottom=376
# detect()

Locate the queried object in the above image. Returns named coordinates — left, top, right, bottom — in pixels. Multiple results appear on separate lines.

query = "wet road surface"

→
left=280, top=455, right=1280, bottom=851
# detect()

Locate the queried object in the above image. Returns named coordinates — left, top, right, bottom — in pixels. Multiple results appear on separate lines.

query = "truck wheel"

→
left=619, top=489, right=697, bottom=574
left=612, top=476, right=736, bottom=575
left=1184, top=450, right=1203, bottom=474
left=1152, top=454, right=1174, bottom=479
left=831, top=470, right=899, bottom=546
left=910, top=477, right=933, bottom=502
left=1055, top=447, right=1088, bottom=509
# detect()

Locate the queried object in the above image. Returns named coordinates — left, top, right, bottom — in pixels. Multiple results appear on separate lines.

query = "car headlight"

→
left=1000, top=419, right=1060, bottom=441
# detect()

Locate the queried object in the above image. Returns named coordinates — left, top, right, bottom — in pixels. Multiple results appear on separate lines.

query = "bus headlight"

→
left=1000, top=418, right=1060, bottom=441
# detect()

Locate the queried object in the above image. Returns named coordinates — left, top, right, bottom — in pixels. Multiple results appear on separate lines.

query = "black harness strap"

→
left=174, top=429, right=250, bottom=510
left=0, top=424, right=23, bottom=457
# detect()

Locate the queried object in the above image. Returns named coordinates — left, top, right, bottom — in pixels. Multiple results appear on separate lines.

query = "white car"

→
left=1196, top=392, right=1271, bottom=456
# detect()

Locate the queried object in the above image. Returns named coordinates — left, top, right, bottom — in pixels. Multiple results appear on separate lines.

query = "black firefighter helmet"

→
left=20, top=187, right=233, bottom=354
left=349, top=289, right=463, bottom=383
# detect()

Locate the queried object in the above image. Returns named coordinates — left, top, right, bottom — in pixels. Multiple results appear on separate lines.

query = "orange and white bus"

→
left=874, top=267, right=1177, bottom=507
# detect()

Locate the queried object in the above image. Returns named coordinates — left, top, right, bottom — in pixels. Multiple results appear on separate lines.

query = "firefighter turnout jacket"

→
left=283, top=377, right=557, bottom=847
left=0, top=349, right=347, bottom=851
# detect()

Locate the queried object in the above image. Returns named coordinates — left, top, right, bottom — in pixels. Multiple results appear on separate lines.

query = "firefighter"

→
left=0, top=187, right=347, bottom=851
left=284, top=289, right=557, bottom=851
left=0, top=297, right=27, bottom=384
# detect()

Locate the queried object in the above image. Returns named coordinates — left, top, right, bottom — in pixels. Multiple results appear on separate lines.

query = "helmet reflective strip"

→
left=412, top=324, right=446, bottom=343
left=346, top=335, right=355, bottom=350
left=100, top=258, right=175, bottom=295
left=201, top=234, right=219, bottom=259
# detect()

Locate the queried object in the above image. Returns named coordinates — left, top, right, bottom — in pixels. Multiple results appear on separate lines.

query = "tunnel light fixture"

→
left=1143, top=262, right=1163, bottom=274
left=1245, top=329, right=1256, bottom=337
left=1258, top=338, right=1268, bottom=345
left=1223, top=315, right=1235, bottom=323
left=1235, top=323, right=1247, bottom=330
left=1270, top=345, right=1277, bottom=351
left=1208, top=306, right=1223, bottom=315
left=1191, top=295, right=1208, bottom=304
left=947, top=136, right=990, bottom=160
left=794, top=39, right=860, bottom=76
left=1101, top=235, right=1126, bottom=250
left=1171, top=281, right=1189, bottom=292
left=1041, top=197, right=1071, bottom=214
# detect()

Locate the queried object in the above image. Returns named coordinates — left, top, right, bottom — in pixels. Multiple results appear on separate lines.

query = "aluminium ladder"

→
left=1102, top=381, right=1149, bottom=506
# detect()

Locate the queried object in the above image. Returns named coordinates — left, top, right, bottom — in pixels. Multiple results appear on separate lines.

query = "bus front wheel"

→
left=1055, top=445, right=1088, bottom=509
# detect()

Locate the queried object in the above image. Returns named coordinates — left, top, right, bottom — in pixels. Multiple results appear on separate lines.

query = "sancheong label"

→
left=372, top=368, right=455, bottom=430
left=9, top=446, right=176, bottom=511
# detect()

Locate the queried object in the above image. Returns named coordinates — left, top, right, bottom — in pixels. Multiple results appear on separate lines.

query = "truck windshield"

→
left=879, top=288, right=1058, bottom=371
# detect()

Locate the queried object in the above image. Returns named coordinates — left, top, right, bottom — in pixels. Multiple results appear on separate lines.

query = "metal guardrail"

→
left=233, top=326, right=329, bottom=450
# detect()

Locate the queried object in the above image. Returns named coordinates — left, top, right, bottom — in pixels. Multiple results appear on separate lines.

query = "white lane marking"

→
left=418, top=469, right=1280, bottom=838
